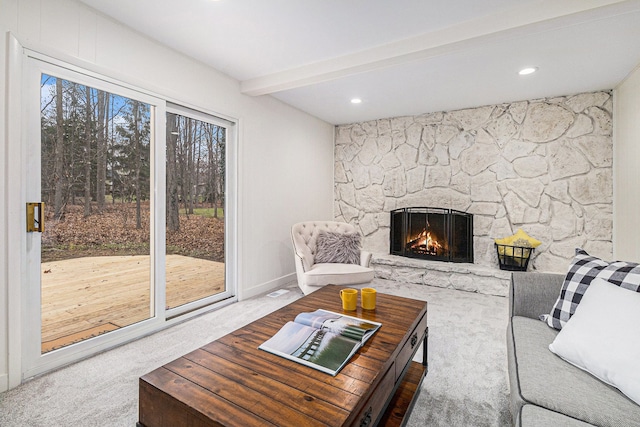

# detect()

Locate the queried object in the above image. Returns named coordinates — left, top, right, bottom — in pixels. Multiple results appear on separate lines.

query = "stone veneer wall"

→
left=334, top=91, right=613, bottom=274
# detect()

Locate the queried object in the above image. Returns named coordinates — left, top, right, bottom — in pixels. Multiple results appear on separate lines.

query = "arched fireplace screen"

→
left=390, top=207, right=474, bottom=263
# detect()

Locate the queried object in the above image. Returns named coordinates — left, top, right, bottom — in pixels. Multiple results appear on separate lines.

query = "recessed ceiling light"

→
left=351, top=98, right=362, bottom=104
left=519, top=67, right=538, bottom=76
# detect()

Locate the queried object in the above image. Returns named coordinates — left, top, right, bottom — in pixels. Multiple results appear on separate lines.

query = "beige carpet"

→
left=0, top=278, right=511, bottom=427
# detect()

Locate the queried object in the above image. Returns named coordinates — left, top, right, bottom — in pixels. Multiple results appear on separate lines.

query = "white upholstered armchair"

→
left=291, top=221, right=374, bottom=295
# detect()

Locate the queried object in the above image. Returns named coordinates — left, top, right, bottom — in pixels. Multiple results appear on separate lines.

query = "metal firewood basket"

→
left=495, top=243, right=534, bottom=271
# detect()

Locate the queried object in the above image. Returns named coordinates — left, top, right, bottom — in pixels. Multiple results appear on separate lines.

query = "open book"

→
left=258, top=309, right=382, bottom=376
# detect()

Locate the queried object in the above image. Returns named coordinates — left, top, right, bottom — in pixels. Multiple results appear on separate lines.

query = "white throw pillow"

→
left=549, top=277, right=640, bottom=405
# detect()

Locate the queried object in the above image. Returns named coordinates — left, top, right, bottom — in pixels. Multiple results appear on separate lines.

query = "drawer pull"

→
left=410, top=333, right=418, bottom=349
left=360, top=406, right=372, bottom=426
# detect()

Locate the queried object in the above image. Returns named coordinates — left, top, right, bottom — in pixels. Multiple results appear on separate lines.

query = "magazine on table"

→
left=258, top=309, right=382, bottom=376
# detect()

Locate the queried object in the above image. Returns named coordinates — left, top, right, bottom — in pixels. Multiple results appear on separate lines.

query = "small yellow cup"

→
left=361, top=287, right=377, bottom=310
left=340, top=288, right=358, bottom=311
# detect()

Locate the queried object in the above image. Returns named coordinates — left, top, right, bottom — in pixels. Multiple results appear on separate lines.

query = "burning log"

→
left=406, top=230, right=443, bottom=255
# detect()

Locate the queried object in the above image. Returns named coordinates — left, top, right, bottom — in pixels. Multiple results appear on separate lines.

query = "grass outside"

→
left=191, top=207, right=224, bottom=218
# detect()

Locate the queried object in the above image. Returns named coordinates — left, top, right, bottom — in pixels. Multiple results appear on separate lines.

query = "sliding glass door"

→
left=20, top=52, right=236, bottom=379
left=165, top=106, right=228, bottom=315
left=38, top=72, right=154, bottom=354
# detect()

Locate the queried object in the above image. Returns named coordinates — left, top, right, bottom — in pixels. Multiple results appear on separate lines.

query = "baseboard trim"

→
left=0, top=373, right=8, bottom=393
left=240, top=273, right=296, bottom=300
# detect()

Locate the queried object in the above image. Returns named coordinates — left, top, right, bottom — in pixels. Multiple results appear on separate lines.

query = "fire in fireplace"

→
left=390, top=207, right=474, bottom=263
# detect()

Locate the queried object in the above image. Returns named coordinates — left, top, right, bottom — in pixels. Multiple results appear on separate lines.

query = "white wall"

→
left=614, top=64, right=640, bottom=262
left=0, top=0, right=334, bottom=391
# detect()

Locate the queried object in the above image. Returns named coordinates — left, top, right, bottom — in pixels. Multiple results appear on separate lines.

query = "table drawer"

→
left=351, top=362, right=395, bottom=427
left=395, top=311, right=427, bottom=382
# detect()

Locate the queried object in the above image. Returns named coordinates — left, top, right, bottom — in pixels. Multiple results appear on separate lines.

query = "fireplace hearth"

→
left=390, top=207, right=473, bottom=263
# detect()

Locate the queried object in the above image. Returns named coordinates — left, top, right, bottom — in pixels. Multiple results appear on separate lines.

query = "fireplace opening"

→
left=390, top=207, right=474, bottom=263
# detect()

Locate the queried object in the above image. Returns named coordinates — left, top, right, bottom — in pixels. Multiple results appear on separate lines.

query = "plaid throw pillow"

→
left=544, top=248, right=640, bottom=330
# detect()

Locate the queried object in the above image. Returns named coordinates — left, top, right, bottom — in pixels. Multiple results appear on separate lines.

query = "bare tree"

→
left=166, top=114, right=180, bottom=232
left=186, top=117, right=194, bottom=214
left=53, top=78, right=66, bottom=220
left=194, top=121, right=202, bottom=211
left=213, top=125, right=225, bottom=218
left=96, top=90, right=107, bottom=210
left=133, top=101, right=142, bottom=229
left=204, top=123, right=219, bottom=217
left=83, top=85, right=92, bottom=217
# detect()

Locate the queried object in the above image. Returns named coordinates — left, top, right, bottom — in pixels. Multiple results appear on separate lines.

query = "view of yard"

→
left=42, top=202, right=224, bottom=263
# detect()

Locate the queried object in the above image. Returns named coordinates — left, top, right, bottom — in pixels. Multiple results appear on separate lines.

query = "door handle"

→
left=26, top=202, right=45, bottom=232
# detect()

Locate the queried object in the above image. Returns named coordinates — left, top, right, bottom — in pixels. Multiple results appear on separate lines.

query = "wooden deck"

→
left=40, top=255, right=224, bottom=353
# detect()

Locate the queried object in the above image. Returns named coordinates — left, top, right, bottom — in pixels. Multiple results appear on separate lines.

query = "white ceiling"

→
left=79, top=0, right=640, bottom=125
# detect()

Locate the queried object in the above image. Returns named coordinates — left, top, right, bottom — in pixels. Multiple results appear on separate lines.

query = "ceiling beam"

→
left=240, top=0, right=639, bottom=96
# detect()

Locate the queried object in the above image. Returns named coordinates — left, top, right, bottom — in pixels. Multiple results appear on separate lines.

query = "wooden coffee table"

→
left=138, top=285, right=428, bottom=427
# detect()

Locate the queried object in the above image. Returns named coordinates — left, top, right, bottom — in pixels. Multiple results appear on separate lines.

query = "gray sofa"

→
left=507, top=272, right=640, bottom=427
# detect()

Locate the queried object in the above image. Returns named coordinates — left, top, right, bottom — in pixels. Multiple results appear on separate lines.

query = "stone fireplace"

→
left=390, top=207, right=473, bottom=263
left=334, top=91, right=613, bottom=296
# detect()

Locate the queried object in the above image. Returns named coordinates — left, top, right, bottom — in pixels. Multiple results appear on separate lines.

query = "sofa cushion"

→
left=509, top=316, right=640, bottom=427
left=303, top=263, right=374, bottom=288
left=314, top=230, right=361, bottom=265
left=291, top=221, right=358, bottom=271
left=544, top=248, right=640, bottom=330
left=520, top=405, right=594, bottom=427
left=549, top=278, right=640, bottom=405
